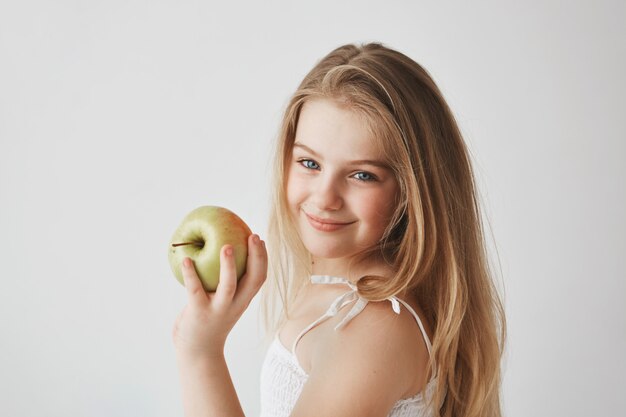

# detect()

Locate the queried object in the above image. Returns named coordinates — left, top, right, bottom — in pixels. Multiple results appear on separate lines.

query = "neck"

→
left=310, top=254, right=393, bottom=284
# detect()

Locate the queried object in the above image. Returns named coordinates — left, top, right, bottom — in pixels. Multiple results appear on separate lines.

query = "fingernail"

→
left=183, top=258, right=191, bottom=268
left=253, top=234, right=260, bottom=244
left=225, top=247, right=233, bottom=256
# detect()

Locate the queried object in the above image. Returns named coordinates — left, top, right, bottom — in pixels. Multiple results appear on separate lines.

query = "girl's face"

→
left=286, top=97, right=399, bottom=262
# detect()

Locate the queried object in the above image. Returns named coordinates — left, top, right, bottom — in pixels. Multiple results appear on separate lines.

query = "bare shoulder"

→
left=322, top=299, right=432, bottom=393
left=290, top=298, right=431, bottom=417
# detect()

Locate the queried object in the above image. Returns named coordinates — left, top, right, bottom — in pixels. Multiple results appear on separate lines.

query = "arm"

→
left=173, top=234, right=268, bottom=417
left=176, top=351, right=244, bottom=417
left=290, top=302, right=430, bottom=417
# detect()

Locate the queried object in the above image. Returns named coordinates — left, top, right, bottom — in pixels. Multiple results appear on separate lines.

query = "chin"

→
left=304, top=238, right=374, bottom=261
left=301, top=238, right=354, bottom=260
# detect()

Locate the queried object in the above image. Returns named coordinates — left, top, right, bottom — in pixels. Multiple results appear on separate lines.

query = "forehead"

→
left=294, top=97, right=385, bottom=159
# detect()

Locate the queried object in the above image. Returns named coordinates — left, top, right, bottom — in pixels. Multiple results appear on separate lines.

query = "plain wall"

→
left=1, top=1, right=624, bottom=416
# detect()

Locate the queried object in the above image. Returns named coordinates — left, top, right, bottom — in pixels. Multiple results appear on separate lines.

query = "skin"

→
left=287, top=97, right=399, bottom=281
left=173, top=97, right=431, bottom=417
left=173, top=235, right=268, bottom=417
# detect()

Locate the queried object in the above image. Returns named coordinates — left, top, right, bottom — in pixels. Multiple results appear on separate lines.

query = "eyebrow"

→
left=293, top=142, right=391, bottom=169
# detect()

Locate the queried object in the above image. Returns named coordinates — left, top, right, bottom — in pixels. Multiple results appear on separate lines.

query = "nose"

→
left=311, top=174, right=343, bottom=211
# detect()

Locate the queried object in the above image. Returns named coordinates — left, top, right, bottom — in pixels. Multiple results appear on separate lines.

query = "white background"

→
left=1, top=1, right=624, bottom=416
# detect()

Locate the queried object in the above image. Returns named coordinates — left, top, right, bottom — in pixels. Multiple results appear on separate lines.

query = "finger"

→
left=181, top=257, right=209, bottom=310
left=233, top=234, right=268, bottom=307
left=213, top=244, right=238, bottom=309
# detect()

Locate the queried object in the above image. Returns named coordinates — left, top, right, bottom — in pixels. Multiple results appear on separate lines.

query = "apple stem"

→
left=172, top=242, right=203, bottom=248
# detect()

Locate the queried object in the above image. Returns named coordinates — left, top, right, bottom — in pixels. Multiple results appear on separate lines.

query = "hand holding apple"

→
left=168, top=206, right=252, bottom=292
left=173, top=232, right=268, bottom=357
left=169, top=205, right=268, bottom=356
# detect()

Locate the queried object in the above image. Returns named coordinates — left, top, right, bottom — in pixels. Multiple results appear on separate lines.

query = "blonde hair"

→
left=260, top=42, right=506, bottom=417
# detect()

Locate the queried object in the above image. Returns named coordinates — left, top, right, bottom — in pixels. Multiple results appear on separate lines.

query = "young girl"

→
left=173, top=42, right=506, bottom=417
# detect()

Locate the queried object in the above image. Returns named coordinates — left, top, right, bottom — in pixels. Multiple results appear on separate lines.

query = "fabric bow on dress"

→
left=310, top=275, right=402, bottom=330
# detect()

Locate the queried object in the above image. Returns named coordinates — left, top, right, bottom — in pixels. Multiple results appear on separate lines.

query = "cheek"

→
left=357, top=185, right=399, bottom=229
left=285, top=170, right=304, bottom=210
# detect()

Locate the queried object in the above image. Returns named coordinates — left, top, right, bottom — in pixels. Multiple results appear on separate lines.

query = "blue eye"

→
left=300, top=159, right=320, bottom=170
left=353, top=172, right=376, bottom=181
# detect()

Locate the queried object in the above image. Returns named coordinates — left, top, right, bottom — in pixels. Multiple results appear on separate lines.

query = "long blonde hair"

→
left=260, top=42, right=506, bottom=417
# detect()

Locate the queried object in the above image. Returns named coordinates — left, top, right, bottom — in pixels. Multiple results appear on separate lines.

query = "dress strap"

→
left=311, top=275, right=401, bottom=329
left=394, top=297, right=433, bottom=356
left=291, top=275, right=437, bottom=379
left=291, top=275, right=401, bottom=353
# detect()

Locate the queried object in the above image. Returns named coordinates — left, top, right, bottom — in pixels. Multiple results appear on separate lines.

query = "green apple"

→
left=168, top=206, right=252, bottom=292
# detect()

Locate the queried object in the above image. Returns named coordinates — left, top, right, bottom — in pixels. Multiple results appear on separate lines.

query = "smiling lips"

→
left=304, top=212, right=356, bottom=232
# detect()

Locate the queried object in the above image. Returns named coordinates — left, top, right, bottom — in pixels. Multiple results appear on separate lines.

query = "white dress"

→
left=259, top=275, right=442, bottom=417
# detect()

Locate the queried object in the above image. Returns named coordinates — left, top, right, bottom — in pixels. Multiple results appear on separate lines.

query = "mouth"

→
left=304, top=212, right=356, bottom=232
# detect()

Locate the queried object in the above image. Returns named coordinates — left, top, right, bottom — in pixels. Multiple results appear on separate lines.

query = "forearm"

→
left=176, top=351, right=246, bottom=417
